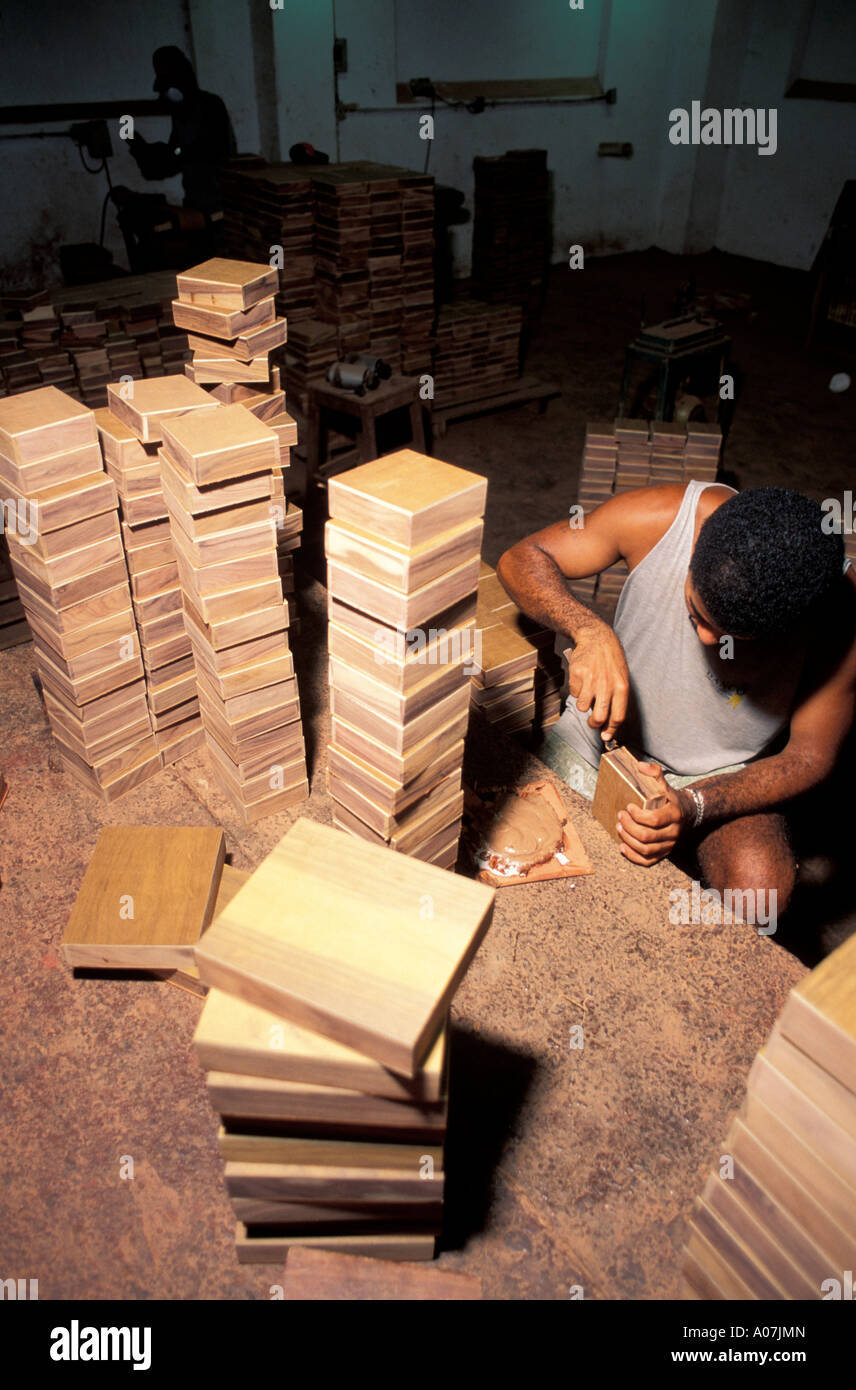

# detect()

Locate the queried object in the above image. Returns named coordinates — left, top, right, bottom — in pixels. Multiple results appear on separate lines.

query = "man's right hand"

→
left=564, top=621, right=630, bottom=741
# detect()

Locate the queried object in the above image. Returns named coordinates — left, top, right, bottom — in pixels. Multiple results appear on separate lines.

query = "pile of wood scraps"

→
left=470, top=563, right=563, bottom=741
left=192, top=818, right=496, bottom=1263
left=682, top=930, right=856, bottom=1299
left=325, top=450, right=485, bottom=865
left=0, top=385, right=164, bottom=799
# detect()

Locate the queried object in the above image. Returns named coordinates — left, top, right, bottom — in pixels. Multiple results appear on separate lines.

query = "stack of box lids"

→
left=470, top=563, right=563, bottom=740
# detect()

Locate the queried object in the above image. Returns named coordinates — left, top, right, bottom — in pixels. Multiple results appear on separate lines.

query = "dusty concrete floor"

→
left=0, top=249, right=848, bottom=1300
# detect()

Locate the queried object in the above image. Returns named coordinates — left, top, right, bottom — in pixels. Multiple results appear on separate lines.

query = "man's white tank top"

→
left=551, top=480, right=808, bottom=776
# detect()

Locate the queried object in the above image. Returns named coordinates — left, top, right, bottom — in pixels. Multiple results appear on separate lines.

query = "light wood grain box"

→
left=234, top=1228, right=435, bottom=1265
left=186, top=575, right=284, bottom=627
left=45, top=697, right=152, bottom=763
left=327, top=554, right=481, bottom=632
left=694, top=1170, right=820, bottom=1301
left=130, top=560, right=179, bottom=601
left=10, top=551, right=129, bottom=613
left=231, top=1199, right=442, bottom=1230
left=328, top=739, right=464, bottom=819
left=34, top=639, right=144, bottom=707
left=187, top=356, right=272, bottom=386
left=225, top=780, right=309, bottom=825
left=189, top=628, right=291, bottom=684
left=219, top=1127, right=444, bottom=1170
left=196, top=978, right=447, bottom=1098
left=203, top=718, right=305, bottom=781
left=9, top=526, right=124, bottom=588
left=331, top=707, right=469, bottom=786
left=17, top=575, right=132, bottom=637
left=0, top=440, right=105, bottom=496
left=187, top=317, right=286, bottom=362
left=159, top=450, right=274, bottom=518
left=122, top=516, right=176, bottom=551
left=470, top=623, right=538, bottom=688
left=106, top=455, right=163, bottom=498
left=105, top=378, right=219, bottom=446
left=592, top=745, right=667, bottom=841
left=40, top=671, right=147, bottom=725
left=687, top=1199, right=786, bottom=1300
left=133, top=582, right=182, bottom=623
left=206, top=1071, right=447, bottom=1134
left=330, top=681, right=470, bottom=758
left=195, top=818, right=495, bottom=1077
left=138, top=607, right=187, bottom=648
left=172, top=295, right=276, bottom=340
left=226, top=389, right=286, bottom=423
left=59, top=743, right=163, bottom=803
left=196, top=669, right=298, bottom=726
left=278, top=1246, right=481, bottom=1299
left=147, top=665, right=197, bottom=716
left=224, top=1160, right=444, bottom=1206
left=150, top=695, right=199, bottom=731
left=141, top=629, right=192, bottom=674
left=329, top=654, right=467, bottom=725
left=328, top=593, right=477, bottom=661
left=2, top=471, right=117, bottom=535
left=325, top=516, right=483, bottom=596
left=197, top=680, right=301, bottom=747
left=55, top=728, right=160, bottom=789
left=328, top=617, right=474, bottom=696
left=176, top=258, right=279, bottom=309
left=206, top=740, right=305, bottom=802
left=94, top=407, right=155, bottom=467
left=161, top=404, right=279, bottom=486
left=157, top=715, right=205, bottom=762
left=124, top=535, right=175, bottom=578
left=332, top=785, right=463, bottom=858
left=184, top=594, right=287, bottom=653
left=173, top=534, right=279, bottom=597
left=747, top=1051, right=856, bottom=1191
left=0, top=386, right=97, bottom=465
left=167, top=496, right=276, bottom=568
left=26, top=602, right=135, bottom=662
left=328, top=451, right=486, bottom=548
left=25, top=508, right=120, bottom=565
left=266, top=411, right=298, bottom=448
left=778, top=931, right=856, bottom=1096
left=410, top=823, right=461, bottom=870
left=120, top=488, right=169, bottom=528
left=62, top=825, right=226, bottom=968
left=34, top=623, right=139, bottom=684
left=329, top=769, right=462, bottom=844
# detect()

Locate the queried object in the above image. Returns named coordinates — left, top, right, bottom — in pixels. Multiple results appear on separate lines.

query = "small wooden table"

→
left=306, top=374, right=427, bottom=484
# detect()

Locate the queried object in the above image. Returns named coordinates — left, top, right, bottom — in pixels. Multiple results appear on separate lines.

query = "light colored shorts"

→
left=538, top=727, right=748, bottom=803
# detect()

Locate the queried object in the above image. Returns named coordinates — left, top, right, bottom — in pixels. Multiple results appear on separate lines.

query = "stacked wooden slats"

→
left=325, top=451, right=485, bottom=865
left=432, top=300, right=522, bottom=407
left=571, top=418, right=723, bottom=616
left=192, top=818, right=496, bottom=1263
left=159, top=402, right=307, bottom=823
left=0, top=385, right=162, bottom=798
left=471, top=149, right=550, bottom=321
left=682, top=931, right=856, bottom=1301
left=470, top=563, right=563, bottom=740
left=0, top=534, right=29, bottom=648
left=219, top=163, right=317, bottom=323
left=98, top=378, right=218, bottom=765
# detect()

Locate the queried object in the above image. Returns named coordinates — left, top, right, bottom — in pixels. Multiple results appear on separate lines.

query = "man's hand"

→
left=565, top=622, right=630, bottom=742
left=616, top=764, right=692, bottom=866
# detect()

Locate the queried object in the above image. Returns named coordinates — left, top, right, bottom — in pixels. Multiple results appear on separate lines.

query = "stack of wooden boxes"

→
left=471, top=149, right=550, bottom=322
left=0, top=385, right=162, bottom=798
left=470, top=563, right=563, bottom=740
left=682, top=931, right=856, bottom=1300
left=432, top=300, right=523, bottom=407
left=159, top=402, right=308, bottom=823
left=219, top=162, right=317, bottom=324
left=101, top=376, right=222, bottom=764
left=192, top=818, right=495, bottom=1264
left=325, top=451, right=485, bottom=866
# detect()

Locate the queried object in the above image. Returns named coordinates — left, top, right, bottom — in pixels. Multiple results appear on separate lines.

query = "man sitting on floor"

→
left=496, top=481, right=855, bottom=913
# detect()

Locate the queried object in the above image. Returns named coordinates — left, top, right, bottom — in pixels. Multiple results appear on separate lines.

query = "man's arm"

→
left=497, top=486, right=687, bottom=741
left=618, top=574, right=856, bottom=864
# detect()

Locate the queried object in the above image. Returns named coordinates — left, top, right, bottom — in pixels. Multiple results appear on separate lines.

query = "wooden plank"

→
left=764, top=1024, right=856, bottom=1144
left=218, top=1126, right=443, bottom=1170
left=61, top=826, right=226, bottom=969
left=224, top=1160, right=444, bottom=1204
left=329, top=655, right=467, bottom=725
left=232, top=1199, right=442, bottom=1227
left=778, top=931, right=856, bottom=1096
left=330, top=707, right=469, bottom=785
left=234, top=1227, right=435, bottom=1264
left=194, top=818, right=495, bottom=1077
left=281, top=1245, right=482, bottom=1299
left=105, top=377, right=218, bottom=445
left=700, top=1170, right=818, bottom=1299
left=328, top=739, right=464, bottom=818
left=690, top=1198, right=788, bottom=1299
left=187, top=317, right=286, bottom=362
left=161, top=404, right=279, bottom=485
left=195, top=985, right=447, bottom=1099
left=159, top=450, right=274, bottom=517
left=327, top=450, right=486, bottom=548
left=206, top=1071, right=446, bottom=1133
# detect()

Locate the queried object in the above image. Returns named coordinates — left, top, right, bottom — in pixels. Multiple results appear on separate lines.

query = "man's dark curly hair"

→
left=690, top=487, right=845, bottom=639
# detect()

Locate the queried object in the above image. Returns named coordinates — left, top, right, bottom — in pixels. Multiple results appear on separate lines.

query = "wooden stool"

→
left=306, top=374, right=427, bottom=485
left=617, top=316, right=731, bottom=421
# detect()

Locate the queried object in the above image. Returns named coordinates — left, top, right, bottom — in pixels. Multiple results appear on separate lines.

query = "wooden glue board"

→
left=176, top=258, right=279, bottom=309
left=61, top=825, right=226, bottom=969
left=224, top=1160, right=444, bottom=1205
left=591, top=745, right=666, bottom=841
left=206, top=1071, right=447, bottom=1134
left=328, top=451, right=487, bottom=548
left=195, top=984, right=447, bottom=1099
left=194, top=817, right=495, bottom=1077
left=0, top=386, right=96, bottom=465
left=325, top=516, right=484, bottom=596
left=778, top=930, right=856, bottom=1096
left=105, top=377, right=218, bottom=445
left=234, top=1227, right=435, bottom=1265
left=161, top=404, right=279, bottom=485
left=280, top=1246, right=481, bottom=1300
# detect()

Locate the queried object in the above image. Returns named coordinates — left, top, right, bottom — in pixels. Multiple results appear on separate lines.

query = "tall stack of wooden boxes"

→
left=432, top=300, right=523, bottom=407
left=324, top=451, right=485, bottom=866
left=192, top=818, right=495, bottom=1263
left=159, top=402, right=308, bottom=823
left=470, top=563, right=563, bottom=740
left=682, top=931, right=856, bottom=1300
left=571, top=418, right=723, bottom=617
left=0, top=385, right=162, bottom=798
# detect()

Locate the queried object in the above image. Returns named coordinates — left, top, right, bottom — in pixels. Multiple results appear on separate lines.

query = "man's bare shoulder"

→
left=604, top=482, right=732, bottom=565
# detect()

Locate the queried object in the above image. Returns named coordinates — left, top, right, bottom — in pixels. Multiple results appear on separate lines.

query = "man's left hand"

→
left=616, top=763, right=692, bottom=866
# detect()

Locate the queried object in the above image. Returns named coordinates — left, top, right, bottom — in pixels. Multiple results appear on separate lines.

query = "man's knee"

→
left=698, top=819, right=796, bottom=918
